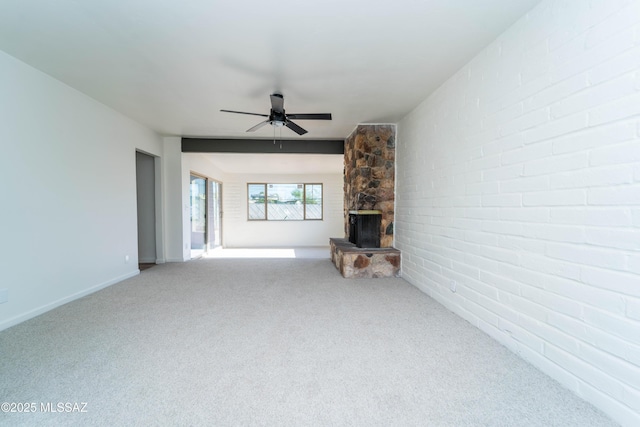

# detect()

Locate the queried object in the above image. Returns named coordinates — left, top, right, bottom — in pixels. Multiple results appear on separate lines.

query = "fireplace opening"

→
left=348, top=210, right=381, bottom=248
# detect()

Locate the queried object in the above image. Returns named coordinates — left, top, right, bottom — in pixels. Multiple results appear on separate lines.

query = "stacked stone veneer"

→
left=344, top=124, right=395, bottom=248
left=330, top=238, right=400, bottom=279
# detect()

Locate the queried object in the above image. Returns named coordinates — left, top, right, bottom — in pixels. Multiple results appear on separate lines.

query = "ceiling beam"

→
left=182, top=138, right=344, bottom=154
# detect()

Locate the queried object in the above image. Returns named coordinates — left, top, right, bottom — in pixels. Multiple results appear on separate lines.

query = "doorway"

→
left=136, top=151, right=157, bottom=267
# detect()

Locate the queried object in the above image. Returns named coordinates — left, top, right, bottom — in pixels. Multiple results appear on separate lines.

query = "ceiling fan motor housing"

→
left=270, top=110, right=286, bottom=127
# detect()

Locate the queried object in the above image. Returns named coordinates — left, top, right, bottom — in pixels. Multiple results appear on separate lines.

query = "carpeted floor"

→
left=0, top=258, right=616, bottom=426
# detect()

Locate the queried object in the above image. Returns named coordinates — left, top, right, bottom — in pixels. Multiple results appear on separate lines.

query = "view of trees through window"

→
left=248, top=183, right=322, bottom=220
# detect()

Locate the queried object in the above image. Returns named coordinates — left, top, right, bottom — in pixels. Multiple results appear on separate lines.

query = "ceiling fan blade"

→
left=270, top=94, right=284, bottom=113
left=286, top=113, right=332, bottom=120
left=220, top=109, right=268, bottom=117
left=285, top=120, right=308, bottom=135
left=246, top=121, right=269, bottom=132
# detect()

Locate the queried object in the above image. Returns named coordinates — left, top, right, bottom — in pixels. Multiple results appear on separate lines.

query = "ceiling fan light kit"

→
left=221, top=93, right=332, bottom=136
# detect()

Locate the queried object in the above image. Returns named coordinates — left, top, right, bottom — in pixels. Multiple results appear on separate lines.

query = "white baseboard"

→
left=139, top=258, right=156, bottom=263
left=0, top=270, right=140, bottom=332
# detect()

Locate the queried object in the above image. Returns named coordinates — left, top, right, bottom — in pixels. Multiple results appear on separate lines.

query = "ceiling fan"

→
left=221, top=93, right=332, bottom=135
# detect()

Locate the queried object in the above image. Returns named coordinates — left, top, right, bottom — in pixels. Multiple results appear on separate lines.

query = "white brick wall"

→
left=396, top=1, right=640, bottom=425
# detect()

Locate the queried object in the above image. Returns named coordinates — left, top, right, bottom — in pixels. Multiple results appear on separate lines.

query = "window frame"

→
left=247, top=182, right=323, bottom=221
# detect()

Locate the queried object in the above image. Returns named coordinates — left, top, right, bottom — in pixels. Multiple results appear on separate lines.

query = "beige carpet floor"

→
left=0, top=258, right=616, bottom=426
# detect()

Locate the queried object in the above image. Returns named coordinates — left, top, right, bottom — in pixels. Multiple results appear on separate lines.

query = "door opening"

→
left=136, top=151, right=157, bottom=268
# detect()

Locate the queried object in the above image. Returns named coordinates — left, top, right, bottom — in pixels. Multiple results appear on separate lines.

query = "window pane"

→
left=248, top=184, right=266, bottom=220
left=267, top=183, right=303, bottom=220
left=305, top=184, right=323, bottom=219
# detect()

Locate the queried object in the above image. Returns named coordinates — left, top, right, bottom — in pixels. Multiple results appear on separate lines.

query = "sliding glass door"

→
left=190, top=174, right=222, bottom=258
left=190, top=174, right=207, bottom=258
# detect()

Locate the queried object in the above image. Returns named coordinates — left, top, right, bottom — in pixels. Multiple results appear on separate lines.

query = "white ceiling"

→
left=197, top=152, right=344, bottom=175
left=0, top=0, right=541, bottom=140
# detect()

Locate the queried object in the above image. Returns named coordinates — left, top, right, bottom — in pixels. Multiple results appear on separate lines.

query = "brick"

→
left=584, top=1, right=640, bottom=49
left=498, top=318, right=544, bottom=351
left=583, top=306, right=640, bottom=345
left=580, top=382, right=640, bottom=427
left=482, top=164, right=523, bottom=182
left=552, top=73, right=637, bottom=118
left=590, top=140, right=640, bottom=166
left=523, top=73, right=589, bottom=113
left=545, top=242, right=627, bottom=270
left=499, top=207, right=549, bottom=223
left=546, top=312, right=591, bottom=343
left=579, top=343, right=640, bottom=391
left=544, top=276, right=626, bottom=315
left=544, top=344, right=626, bottom=401
left=623, top=385, right=640, bottom=413
left=464, top=230, right=497, bottom=246
left=550, top=207, right=633, bottom=227
left=629, top=255, right=640, bottom=274
left=497, top=235, right=546, bottom=254
left=479, top=271, right=521, bottom=294
left=520, top=284, right=583, bottom=318
left=525, top=223, right=585, bottom=244
left=523, top=112, right=588, bottom=144
left=465, top=181, right=499, bottom=195
left=478, top=245, right=520, bottom=266
left=581, top=267, right=640, bottom=297
left=633, top=208, right=640, bottom=225
left=586, top=228, right=640, bottom=250
left=500, top=292, right=549, bottom=321
left=499, top=108, right=549, bottom=137
left=501, top=142, right=553, bottom=165
left=588, top=185, right=640, bottom=205
left=589, top=92, right=640, bottom=126
left=464, top=207, right=499, bottom=220
left=467, top=154, right=501, bottom=171
left=481, top=220, right=525, bottom=237
left=481, top=134, right=525, bottom=156
left=481, top=194, right=522, bottom=207
left=500, top=176, right=550, bottom=193
left=499, top=261, right=550, bottom=289
left=550, top=27, right=636, bottom=84
left=523, top=152, right=588, bottom=176
left=589, top=325, right=640, bottom=366
left=589, top=46, right=640, bottom=85
left=482, top=102, right=523, bottom=132
left=551, top=121, right=636, bottom=154
left=522, top=189, right=587, bottom=206
left=550, top=165, right=634, bottom=189
left=627, top=297, right=640, bottom=321
left=520, top=254, right=581, bottom=281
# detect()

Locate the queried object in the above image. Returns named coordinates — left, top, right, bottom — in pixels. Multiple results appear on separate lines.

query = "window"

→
left=248, top=183, right=323, bottom=221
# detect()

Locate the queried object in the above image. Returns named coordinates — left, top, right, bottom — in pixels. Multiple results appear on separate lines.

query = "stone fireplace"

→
left=344, top=124, right=395, bottom=248
left=330, top=124, right=400, bottom=278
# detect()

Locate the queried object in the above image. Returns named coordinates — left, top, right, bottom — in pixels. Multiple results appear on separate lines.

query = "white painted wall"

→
left=396, top=1, right=640, bottom=425
left=224, top=173, right=344, bottom=247
left=0, top=50, right=163, bottom=330
left=162, top=137, right=187, bottom=262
